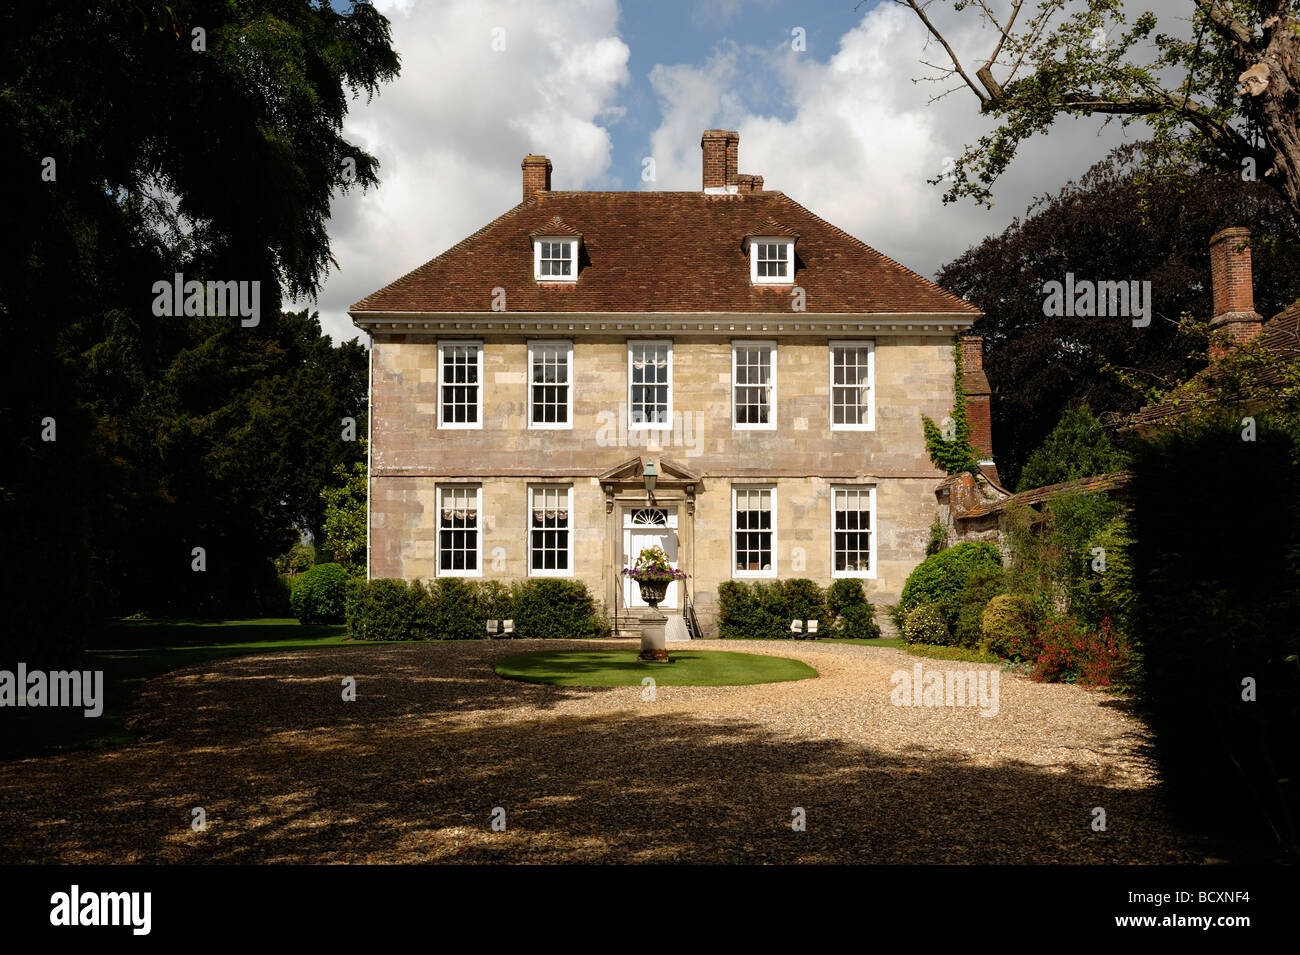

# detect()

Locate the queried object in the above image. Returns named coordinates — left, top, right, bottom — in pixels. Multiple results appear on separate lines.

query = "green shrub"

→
left=345, top=577, right=608, bottom=641
left=513, top=578, right=606, bottom=639
left=476, top=579, right=515, bottom=627
left=718, top=579, right=832, bottom=638
left=832, top=602, right=881, bottom=640
left=953, top=565, right=1006, bottom=648
left=782, top=578, right=827, bottom=634
left=290, top=562, right=351, bottom=624
left=345, top=578, right=434, bottom=641
left=827, top=578, right=866, bottom=617
left=981, top=593, right=1036, bottom=659
left=899, top=542, right=1002, bottom=628
left=902, top=602, right=949, bottom=645
left=926, top=520, right=949, bottom=556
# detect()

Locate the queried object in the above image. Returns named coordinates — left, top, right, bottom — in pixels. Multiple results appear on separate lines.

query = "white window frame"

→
left=829, top=340, right=876, bottom=431
left=533, top=237, right=579, bottom=282
left=749, top=238, right=794, bottom=285
left=731, top=485, right=777, bottom=579
left=731, top=340, right=777, bottom=431
left=435, top=484, right=483, bottom=578
left=527, top=340, right=573, bottom=430
left=830, top=485, right=877, bottom=579
left=627, top=340, right=673, bottom=431
left=436, top=340, right=484, bottom=430
left=527, top=484, right=574, bottom=577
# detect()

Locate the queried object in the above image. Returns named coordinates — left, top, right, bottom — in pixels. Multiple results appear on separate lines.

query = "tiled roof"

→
left=351, top=191, right=978, bottom=316
left=956, top=472, right=1131, bottom=519
left=1130, top=302, right=1300, bottom=427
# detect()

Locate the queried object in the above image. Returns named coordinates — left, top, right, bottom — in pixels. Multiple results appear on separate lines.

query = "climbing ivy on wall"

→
left=921, top=340, right=981, bottom=476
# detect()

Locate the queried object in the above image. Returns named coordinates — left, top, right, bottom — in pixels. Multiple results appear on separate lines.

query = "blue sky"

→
left=303, top=0, right=1177, bottom=341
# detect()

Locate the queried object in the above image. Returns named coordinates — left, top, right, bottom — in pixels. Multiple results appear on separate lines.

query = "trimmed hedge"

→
left=718, top=578, right=880, bottom=639
left=899, top=542, right=1002, bottom=628
left=290, top=562, right=351, bottom=624
left=345, top=577, right=609, bottom=641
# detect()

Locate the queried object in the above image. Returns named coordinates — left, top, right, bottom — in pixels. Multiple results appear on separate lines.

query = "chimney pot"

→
left=522, top=155, right=552, bottom=200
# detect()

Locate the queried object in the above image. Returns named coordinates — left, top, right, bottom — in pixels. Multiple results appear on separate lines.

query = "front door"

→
left=623, top=506, right=679, bottom=610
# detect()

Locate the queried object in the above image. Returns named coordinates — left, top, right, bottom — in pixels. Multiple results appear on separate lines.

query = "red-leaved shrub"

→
left=1011, top=616, right=1135, bottom=689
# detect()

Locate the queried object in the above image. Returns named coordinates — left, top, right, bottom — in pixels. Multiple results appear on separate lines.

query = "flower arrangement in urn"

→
left=622, top=546, right=688, bottom=606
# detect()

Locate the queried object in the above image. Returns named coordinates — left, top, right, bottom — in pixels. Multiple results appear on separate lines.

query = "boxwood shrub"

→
left=825, top=578, right=881, bottom=639
left=718, top=579, right=844, bottom=639
left=344, top=577, right=609, bottom=641
left=290, top=562, right=352, bottom=624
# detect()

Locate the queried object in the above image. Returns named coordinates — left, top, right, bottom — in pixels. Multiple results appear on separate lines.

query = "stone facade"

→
left=368, top=330, right=960, bottom=635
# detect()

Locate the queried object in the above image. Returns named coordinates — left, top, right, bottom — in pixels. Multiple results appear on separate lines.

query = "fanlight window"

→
left=631, top=508, right=668, bottom=526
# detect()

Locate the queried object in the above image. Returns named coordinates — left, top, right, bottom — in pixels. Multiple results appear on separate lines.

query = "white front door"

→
left=623, top=506, right=679, bottom=610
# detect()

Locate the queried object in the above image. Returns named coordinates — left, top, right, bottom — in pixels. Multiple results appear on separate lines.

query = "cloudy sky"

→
left=303, top=0, right=1189, bottom=343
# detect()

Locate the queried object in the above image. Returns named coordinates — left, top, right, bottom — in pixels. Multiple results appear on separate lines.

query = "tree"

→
left=897, top=0, right=1300, bottom=219
left=0, top=2, right=398, bottom=658
left=1017, top=405, right=1130, bottom=490
left=936, top=143, right=1300, bottom=488
left=321, top=444, right=368, bottom=577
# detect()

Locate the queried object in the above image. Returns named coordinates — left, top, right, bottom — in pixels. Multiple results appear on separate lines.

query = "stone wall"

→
left=369, top=331, right=957, bottom=634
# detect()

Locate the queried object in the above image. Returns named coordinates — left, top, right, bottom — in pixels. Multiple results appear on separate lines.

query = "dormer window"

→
left=530, top=216, right=582, bottom=283
left=535, top=238, right=577, bottom=280
left=745, top=228, right=797, bottom=285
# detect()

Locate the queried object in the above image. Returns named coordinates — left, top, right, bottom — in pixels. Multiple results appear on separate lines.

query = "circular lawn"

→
left=494, top=648, right=818, bottom=687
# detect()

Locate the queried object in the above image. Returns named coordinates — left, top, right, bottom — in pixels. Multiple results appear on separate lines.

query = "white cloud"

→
left=644, top=1, right=1187, bottom=281
left=300, top=0, right=629, bottom=342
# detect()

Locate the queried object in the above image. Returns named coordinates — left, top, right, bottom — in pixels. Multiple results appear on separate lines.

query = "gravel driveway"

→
left=0, top=640, right=1200, bottom=863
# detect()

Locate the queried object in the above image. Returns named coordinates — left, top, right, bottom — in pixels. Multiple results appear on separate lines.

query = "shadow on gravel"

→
left=0, top=643, right=1199, bottom=864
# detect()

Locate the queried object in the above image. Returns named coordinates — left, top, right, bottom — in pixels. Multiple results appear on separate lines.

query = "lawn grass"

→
left=820, top=636, right=1001, bottom=663
left=2, top=618, right=348, bottom=761
left=495, top=648, right=818, bottom=687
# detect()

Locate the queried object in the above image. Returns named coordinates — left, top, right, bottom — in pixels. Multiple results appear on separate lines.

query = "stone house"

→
left=350, top=130, right=988, bottom=637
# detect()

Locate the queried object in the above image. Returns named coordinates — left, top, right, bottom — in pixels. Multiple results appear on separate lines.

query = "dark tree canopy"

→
left=937, top=143, right=1300, bottom=488
left=0, top=2, right=397, bottom=660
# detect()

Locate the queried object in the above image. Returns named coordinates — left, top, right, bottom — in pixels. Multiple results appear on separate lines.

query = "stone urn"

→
left=637, top=579, right=670, bottom=662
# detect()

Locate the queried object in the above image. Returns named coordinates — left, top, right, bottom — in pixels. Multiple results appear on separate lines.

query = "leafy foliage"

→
left=346, top=577, right=610, bottom=642
left=1016, top=406, right=1131, bottom=491
left=902, top=1, right=1300, bottom=221
left=953, top=565, right=1007, bottom=649
left=981, top=593, right=1038, bottom=660
left=921, top=341, right=981, bottom=475
left=718, top=579, right=843, bottom=639
left=290, top=563, right=352, bottom=625
left=902, top=602, right=950, bottom=645
left=321, top=445, right=368, bottom=576
left=1130, top=412, right=1300, bottom=859
left=0, top=2, right=398, bottom=661
left=899, top=542, right=1003, bottom=629
left=937, top=144, right=1300, bottom=488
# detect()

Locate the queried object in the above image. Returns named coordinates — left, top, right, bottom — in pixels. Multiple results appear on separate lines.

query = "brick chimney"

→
left=522, top=155, right=551, bottom=200
left=701, top=130, right=738, bottom=191
left=961, top=336, right=994, bottom=462
left=1208, top=227, right=1264, bottom=360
